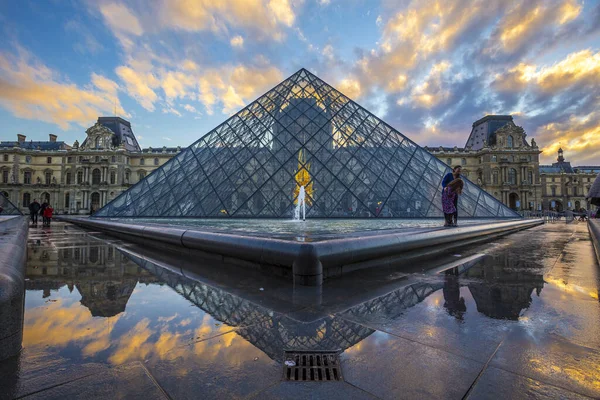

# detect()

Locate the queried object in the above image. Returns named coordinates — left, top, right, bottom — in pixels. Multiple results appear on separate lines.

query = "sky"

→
left=0, top=0, right=599, bottom=165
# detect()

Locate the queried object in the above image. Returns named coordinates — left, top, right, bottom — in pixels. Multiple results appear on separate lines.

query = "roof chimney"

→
left=49, top=134, right=57, bottom=142
left=17, top=134, right=26, bottom=143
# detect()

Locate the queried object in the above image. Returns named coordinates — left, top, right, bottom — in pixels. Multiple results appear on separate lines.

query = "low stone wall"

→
left=588, top=220, right=600, bottom=265
left=0, top=216, right=28, bottom=361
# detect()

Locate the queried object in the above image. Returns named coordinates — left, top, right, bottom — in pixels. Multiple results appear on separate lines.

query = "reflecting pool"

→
left=3, top=220, right=599, bottom=399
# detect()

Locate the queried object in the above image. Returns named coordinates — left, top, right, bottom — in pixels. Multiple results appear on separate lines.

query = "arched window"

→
left=138, top=171, right=146, bottom=181
left=125, top=171, right=130, bottom=183
left=461, top=158, right=467, bottom=166
left=77, top=170, right=84, bottom=184
left=92, top=168, right=101, bottom=184
left=507, top=135, right=514, bottom=148
left=154, top=158, right=159, bottom=166
left=508, top=168, right=517, bottom=184
left=110, top=171, right=116, bottom=185
left=492, top=170, right=499, bottom=184
left=66, top=172, right=72, bottom=185
left=91, top=192, right=100, bottom=208
left=140, top=158, right=145, bottom=166
left=22, top=192, right=31, bottom=207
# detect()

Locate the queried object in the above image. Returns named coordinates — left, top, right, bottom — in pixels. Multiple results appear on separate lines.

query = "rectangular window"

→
left=573, top=187, right=577, bottom=196
left=2, top=170, right=8, bottom=183
left=66, top=173, right=72, bottom=185
left=67, top=156, right=72, bottom=163
left=551, top=187, right=556, bottom=196
left=3, top=154, right=8, bottom=162
left=45, top=172, right=51, bottom=185
left=47, top=157, right=52, bottom=164
left=110, top=171, right=116, bottom=185
left=24, top=171, right=32, bottom=184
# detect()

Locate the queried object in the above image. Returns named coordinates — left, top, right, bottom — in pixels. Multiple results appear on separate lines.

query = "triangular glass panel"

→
left=0, top=192, right=23, bottom=215
left=94, top=68, right=520, bottom=219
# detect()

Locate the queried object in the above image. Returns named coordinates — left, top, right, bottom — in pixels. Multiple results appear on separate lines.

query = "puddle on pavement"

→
left=19, top=222, right=600, bottom=373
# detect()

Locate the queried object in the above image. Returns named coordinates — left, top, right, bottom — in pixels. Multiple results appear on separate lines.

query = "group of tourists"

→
left=28, top=199, right=54, bottom=227
left=441, top=166, right=463, bottom=227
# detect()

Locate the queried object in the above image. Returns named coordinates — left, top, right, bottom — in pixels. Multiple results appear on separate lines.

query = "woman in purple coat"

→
left=442, top=178, right=463, bottom=227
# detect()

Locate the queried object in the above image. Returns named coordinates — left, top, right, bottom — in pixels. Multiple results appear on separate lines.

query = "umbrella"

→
left=587, top=173, right=600, bottom=206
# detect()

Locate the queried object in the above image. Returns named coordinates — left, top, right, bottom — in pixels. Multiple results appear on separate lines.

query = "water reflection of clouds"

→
left=23, top=282, right=250, bottom=368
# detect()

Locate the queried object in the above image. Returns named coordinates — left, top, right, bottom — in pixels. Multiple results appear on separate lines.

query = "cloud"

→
left=322, top=44, right=334, bottom=62
left=154, top=0, right=298, bottom=40
left=116, top=66, right=159, bottom=111
left=337, top=77, right=361, bottom=100
left=0, top=50, right=126, bottom=130
left=230, top=35, right=244, bottom=48
left=99, top=2, right=144, bottom=49
left=183, top=104, right=199, bottom=113
left=161, top=136, right=173, bottom=141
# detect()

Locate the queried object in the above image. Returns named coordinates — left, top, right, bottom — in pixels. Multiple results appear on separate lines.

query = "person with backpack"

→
left=29, top=199, right=41, bottom=225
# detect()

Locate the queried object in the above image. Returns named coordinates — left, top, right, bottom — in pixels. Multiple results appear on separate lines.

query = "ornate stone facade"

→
left=0, top=117, right=180, bottom=214
left=428, top=115, right=542, bottom=211
left=539, top=149, right=600, bottom=212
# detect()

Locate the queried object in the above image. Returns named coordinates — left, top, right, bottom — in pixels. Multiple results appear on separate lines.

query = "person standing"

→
left=442, top=166, right=462, bottom=226
left=442, top=178, right=463, bottom=227
left=40, top=200, right=48, bottom=226
left=43, top=204, right=54, bottom=227
left=28, top=199, right=41, bottom=225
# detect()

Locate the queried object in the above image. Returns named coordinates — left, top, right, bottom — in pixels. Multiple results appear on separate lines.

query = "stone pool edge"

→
left=57, top=216, right=543, bottom=286
left=0, top=216, right=28, bottom=361
left=588, top=219, right=600, bottom=265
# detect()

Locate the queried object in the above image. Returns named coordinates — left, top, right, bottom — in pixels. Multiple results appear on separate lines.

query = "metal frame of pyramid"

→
left=94, top=68, right=520, bottom=219
left=0, top=192, right=23, bottom=215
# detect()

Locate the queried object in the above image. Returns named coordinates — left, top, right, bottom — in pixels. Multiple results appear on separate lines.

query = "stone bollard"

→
left=0, top=216, right=28, bottom=361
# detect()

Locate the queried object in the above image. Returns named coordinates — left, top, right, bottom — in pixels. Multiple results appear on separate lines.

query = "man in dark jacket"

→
left=40, top=200, right=48, bottom=226
left=442, top=166, right=462, bottom=226
left=29, top=199, right=41, bottom=225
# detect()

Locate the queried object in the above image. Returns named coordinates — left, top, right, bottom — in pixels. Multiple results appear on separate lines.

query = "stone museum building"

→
left=1, top=109, right=598, bottom=214
left=427, top=115, right=542, bottom=211
left=0, top=117, right=180, bottom=214
left=539, top=148, right=600, bottom=212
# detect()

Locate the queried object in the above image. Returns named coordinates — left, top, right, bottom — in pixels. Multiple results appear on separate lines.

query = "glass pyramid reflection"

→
left=95, top=68, right=520, bottom=219
left=0, top=192, right=22, bottom=215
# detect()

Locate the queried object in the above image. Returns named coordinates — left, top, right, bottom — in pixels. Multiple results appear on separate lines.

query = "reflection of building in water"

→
left=27, top=238, right=158, bottom=317
left=464, top=254, right=545, bottom=320
left=122, top=250, right=374, bottom=362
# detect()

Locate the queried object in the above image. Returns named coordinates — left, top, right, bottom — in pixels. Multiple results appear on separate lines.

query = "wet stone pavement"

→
left=0, top=220, right=599, bottom=399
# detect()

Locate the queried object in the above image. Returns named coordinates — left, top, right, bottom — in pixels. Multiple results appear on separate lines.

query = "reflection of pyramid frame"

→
left=0, top=192, right=22, bottom=215
left=95, top=68, right=519, bottom=218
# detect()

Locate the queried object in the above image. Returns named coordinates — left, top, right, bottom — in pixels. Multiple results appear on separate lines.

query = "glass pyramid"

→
left=95, top=68, right=519, bottom=219
left=0, top=192, right=22, bottom=215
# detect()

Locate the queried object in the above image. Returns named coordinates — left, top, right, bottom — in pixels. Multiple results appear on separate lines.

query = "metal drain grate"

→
left=283, top=351, right=343, bottom=382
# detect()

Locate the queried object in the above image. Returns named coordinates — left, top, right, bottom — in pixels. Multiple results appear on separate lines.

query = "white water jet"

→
left=293, top=185, right=306, bottom=221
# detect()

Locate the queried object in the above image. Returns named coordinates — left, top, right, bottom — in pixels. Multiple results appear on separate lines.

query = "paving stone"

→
left=467, top=366, right=593, bottom=400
